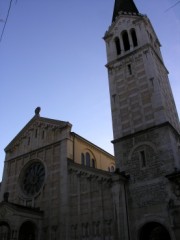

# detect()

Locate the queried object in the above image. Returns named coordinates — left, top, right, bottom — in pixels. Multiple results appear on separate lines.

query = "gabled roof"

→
left=5, top=112, right=71, bottom=152
left=71, top=132, right=114, bottom=158
left=112, top=0, right=139, bottom=22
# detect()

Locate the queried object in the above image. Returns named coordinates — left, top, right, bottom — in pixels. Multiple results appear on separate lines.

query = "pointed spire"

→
left=112, top=0, right=139, bottom=22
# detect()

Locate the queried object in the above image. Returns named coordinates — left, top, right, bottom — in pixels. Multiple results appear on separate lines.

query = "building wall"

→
left=71, top=133, right=115, bottom=172
left=0, top=115, right=117, bottom=240
left=104, top=6, right=180, bottom=240
left=105, top=15, right=180, bottom=141
left=68, top=163, right=115, bottom=239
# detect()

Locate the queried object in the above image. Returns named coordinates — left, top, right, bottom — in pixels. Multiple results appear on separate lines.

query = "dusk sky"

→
left=0, top=0, right=180, bottom=180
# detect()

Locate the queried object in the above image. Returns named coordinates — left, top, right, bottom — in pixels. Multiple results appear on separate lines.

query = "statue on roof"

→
left=35, top=107, right=41, bottom=116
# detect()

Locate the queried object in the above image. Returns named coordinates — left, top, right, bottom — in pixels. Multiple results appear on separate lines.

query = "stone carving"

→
left=35, top=106, right=41, bottom=116
left=0, top=206, right=13, bottom=218
left=0, top=207, right=7, bottom=218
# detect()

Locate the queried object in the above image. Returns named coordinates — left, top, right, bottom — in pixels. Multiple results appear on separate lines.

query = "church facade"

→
left=0, top=0, right=180, bottom=239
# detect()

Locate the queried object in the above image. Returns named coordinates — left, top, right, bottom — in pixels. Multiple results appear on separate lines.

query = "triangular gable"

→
left=5, top=113, right=72, bottom=153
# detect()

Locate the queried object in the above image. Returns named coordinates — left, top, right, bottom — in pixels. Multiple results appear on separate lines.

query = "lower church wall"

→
left=113, top=124, right=180, bottom=239
left=68, top=168, right=115, bottom=240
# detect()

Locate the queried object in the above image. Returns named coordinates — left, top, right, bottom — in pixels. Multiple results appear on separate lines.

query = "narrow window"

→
left=72, top=224, right=77, bottom=239
left=140, top=150, right=146, bottom=167
left=112, top=94, right=116, bottom=104
left=122, top=31, right=130, bottom=51
left=96, top=222, right=100, bottom=236
left=92, top=159, right=96, bottom=168
left=131, top=29, right=138, bottom=47
left=111, top=166, right=115, bottom=172
left=82, top=224, right=85, bottom=237
left=150, top=34, right=153, bottom=43
left=94, top=222, right=100, bottom=236
left=127, top=64, right=132, bottom=75
left=35, top=129, right=38, bottom=138
left=86, top=152, right=90, bottom=167
left=150, top=77, right=154, bottom=88
left=81, top=153, right=85, bottom=165
left=42, top=131, right=44, bottom=139
left=114, top=37, right=121, bottom=55
left=85, top=223, right=89, bottom=237
left=28, top=137, right=30, bottom=145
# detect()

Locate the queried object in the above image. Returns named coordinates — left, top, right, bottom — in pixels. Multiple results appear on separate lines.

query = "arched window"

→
left=92, top=159, right=96, bottom=168
left=86, top=152, right=90, bottom=167
left=111, top=166, right=115, bottom=172
left=81, top=153, right=85, bottom=165
left=122, top=31, right=130, bottom=51
left=114, top=37, right=121, bottom=55
left=131, top=29, right=138, bottom=47
left=139, top=150, right=146, bottom=168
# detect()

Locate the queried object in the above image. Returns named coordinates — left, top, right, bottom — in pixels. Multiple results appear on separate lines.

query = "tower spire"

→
left=112, top=0, right=139, bottom=22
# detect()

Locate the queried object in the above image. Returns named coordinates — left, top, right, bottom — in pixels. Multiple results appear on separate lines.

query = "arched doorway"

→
left=139, top=222, right=171, bottom=240
left=19, top=221, right=37, bottom=240
left=0, top=222, right=11, bottom=240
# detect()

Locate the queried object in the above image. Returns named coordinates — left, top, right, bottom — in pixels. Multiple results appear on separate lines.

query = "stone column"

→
left=0, top=160, right=8, bottom=201
left=59, top=139, right=69, bottom=240
left=99, top=178, right=105, bottom=240
left=77, top=172, right=82, bottom=240
left=111, top=174, right=129, bottom=240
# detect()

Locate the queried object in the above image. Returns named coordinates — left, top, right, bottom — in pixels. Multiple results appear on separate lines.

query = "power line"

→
left=0, top=0, right=14, bottom=42
left=165, top=0, right=180, bottom=12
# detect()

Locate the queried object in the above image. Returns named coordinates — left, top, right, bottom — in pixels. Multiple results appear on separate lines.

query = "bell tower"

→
left=104, top=0, right=180, bottom=171
left=104, top=0, right=180, bottom=239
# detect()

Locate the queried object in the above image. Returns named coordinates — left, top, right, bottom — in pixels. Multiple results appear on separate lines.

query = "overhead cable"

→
left=165, top=0, right=180, bottom=12
left=0, top=0, right=14, bottom=42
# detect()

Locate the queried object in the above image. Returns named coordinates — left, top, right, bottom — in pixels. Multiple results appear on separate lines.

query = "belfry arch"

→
left=139, top=222, right=171, bottom=240
left=122, top=30, right=130, bottom=51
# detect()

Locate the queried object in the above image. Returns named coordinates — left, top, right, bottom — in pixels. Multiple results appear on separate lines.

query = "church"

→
left=0, top=0, right=180, bottom=239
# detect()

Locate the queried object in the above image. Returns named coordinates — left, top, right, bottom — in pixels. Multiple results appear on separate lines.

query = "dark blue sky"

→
left=0, top=0, right=180, bottom=179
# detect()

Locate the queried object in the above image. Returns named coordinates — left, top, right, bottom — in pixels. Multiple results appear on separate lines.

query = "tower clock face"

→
left=20, top=161, right=45, bottom=197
